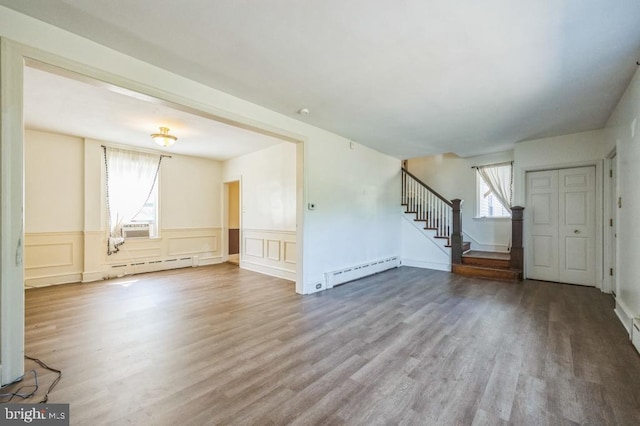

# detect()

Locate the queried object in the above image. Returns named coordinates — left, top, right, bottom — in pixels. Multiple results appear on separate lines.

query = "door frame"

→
left=0, top=38, right=307, bottom=385
left=522, top=160, right=603, bottom=289
left=0, top=38, right=25, bottom=386
left=222, top=177, right=242, bottom=264
left=604, top=149, right=617, bottom=295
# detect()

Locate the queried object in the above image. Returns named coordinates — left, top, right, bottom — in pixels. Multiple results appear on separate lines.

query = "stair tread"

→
left=452, top=263, right=522, bottom=282
left=462, top=250, right=510, bottom=261
left=455, top=264, right=516, bottom=272
left=462, top=251, right=511, bottom=270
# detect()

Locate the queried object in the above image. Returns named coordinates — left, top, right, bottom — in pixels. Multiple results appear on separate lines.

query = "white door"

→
left=526, top=166, right=596, bottom=286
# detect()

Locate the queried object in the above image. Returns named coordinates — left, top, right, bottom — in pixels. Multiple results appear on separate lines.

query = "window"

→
left=127, top=181, right=159, bottom=237
left=104, top=147, right=163, bottom=254
left=476, top=163, right=512, bottom=218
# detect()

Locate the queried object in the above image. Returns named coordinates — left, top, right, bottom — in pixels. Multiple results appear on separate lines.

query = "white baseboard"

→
left=401, top=258, right=451, bottom=272
left=305, top=280, right=326, bottom=294
left=82, top=270, right=105, bottom=283
left=25, top=272, right=83, bottom=288
left=614, top=298, right=634, bottom=337
left=31, top=256, right=226, bottom=287
left=198, top=256, right=224, bottom=266
left=240, top=260, right=296, bottom=281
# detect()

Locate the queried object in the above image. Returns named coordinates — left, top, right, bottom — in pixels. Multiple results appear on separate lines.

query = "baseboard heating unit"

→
left=108, top=256, right=196, bottom=278
left=325, top=256, right=400, bottom=289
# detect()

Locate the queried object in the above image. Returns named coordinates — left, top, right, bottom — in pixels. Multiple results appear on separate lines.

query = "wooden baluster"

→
left=428, top=192, right=433, bottom=229
left=451, top=199, right=463, bottom=265
left=446, top=206, right=450, bottom=237
left=429, top=191, right=432, bottom=224
left=419, top=184, right=423, bottom=220
left=401, top=170, right=405, bottom=205
left=409, top=179, right=413, bottom=212
left=441, top=201, right=445, bottom=236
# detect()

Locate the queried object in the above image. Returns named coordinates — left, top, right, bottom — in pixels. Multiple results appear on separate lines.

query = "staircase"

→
left=453, top=250, right=522, bottom=281
left=401, top=168, right=524, bottom=282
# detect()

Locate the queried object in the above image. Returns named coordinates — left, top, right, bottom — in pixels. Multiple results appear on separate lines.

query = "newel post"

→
left=451, top=199, right=463, bottom=265
left=510, top=206, right=524, bottom=277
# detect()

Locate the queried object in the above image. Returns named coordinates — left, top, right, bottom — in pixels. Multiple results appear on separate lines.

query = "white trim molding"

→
left=614, top=296, right=634, bottom=337
left=400, top=259, right=450, bottom=272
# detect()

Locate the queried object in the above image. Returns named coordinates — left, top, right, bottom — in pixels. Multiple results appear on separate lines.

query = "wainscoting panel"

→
left=267, top=240, right=281, bottom=261
left=102, top=228, right=223, bottom=278
left=244, top=237, right=265, bottom=258
left=24, top=232, right=84, bottom=288
left=167, top=235, right=218, bottom=256
left=103, top=238, right=163, bottom=265
left=284, top=241, right=297, bottom=264
left=26, top=242, right=74, bottom=268
left=241, top=229, right=296, bottom=281
left=26, top=228, right=224, bottom=287
left=117, top=244, right=163, bottom=260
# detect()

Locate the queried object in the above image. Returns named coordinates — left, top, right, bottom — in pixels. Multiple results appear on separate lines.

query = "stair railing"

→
left=401, top=168, right=463, bottom=262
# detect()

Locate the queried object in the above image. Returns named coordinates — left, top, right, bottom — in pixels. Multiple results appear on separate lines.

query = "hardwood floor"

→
left=18, top=264, right=640, bottom=425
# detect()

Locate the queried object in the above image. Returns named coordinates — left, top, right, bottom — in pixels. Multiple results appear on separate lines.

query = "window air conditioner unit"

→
left=123, top=223, right=150, bottom=238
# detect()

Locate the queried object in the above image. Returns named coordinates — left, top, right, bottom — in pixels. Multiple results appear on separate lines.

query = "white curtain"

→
left=476, top=162, right=513, bottom=214
left=104, top=147, right=162, bottom=254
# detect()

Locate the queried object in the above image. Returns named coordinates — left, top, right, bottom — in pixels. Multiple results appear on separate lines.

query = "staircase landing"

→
left=452, top=250, right=522, bottom=282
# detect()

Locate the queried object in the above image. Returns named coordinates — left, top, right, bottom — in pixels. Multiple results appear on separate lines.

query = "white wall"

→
left=400, top=213, right=451, bottom=271
left=24, top=129, right=225, bottom=287
left=407, top=130, right=611, bottom=278
left=223, top=142, right=298, bottom=280
left=224, top=142, right=296, bottom=231
left=605, top=67, right=640, bottom=332
left=24, top=130, right=85, bottom=287
left=304, top=139, right=400, bottom=285
left=407, top=151, right=513, bottom=252
left=25, top=130, right=83, bottom=233
left=162, top=153, right=222, bottom=229
left=513, top=129, right=612, bottom=205
left=0, top=5, right=402, bottom=297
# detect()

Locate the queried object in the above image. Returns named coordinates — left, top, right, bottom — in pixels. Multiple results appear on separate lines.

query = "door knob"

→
left=574, top=229, right=580, bottom=234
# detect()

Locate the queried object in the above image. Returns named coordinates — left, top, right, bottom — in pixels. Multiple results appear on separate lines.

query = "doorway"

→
left=526, top=166, right=596, bottom=286
left=226, top=180, right=240, bottom=265
left=1, top=40, right=307, bottom=385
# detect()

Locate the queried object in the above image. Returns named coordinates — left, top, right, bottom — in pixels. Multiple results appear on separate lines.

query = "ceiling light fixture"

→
left=151, top=126, right=177, bottom=147
left=298, top=108, right=310, bottom=115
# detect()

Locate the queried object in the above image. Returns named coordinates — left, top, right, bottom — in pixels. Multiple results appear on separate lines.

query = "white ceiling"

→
left=6, top=0, right=640, bottom=158
left=23, top=66, right=285, bottom=161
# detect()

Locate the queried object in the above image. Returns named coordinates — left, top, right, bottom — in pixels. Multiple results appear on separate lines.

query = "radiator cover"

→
left=324, top=256, right=400, bottom=288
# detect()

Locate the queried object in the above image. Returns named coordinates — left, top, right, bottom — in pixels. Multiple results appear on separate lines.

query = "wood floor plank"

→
left=477, top=351, right=522, bottom=421
left=9, top=264, right=640, bottom=425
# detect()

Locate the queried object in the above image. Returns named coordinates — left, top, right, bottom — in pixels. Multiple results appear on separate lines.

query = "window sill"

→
left=124, top=235, right=161, bottom=240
